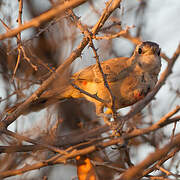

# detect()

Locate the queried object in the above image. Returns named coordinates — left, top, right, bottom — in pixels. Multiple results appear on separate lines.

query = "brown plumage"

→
left=8, top=41, right=161, bottom=115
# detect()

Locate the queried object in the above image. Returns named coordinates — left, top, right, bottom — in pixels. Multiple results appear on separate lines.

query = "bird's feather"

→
left=72, top=57, right=133, bottom=83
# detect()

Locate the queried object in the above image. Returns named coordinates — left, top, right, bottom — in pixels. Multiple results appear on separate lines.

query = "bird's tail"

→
left=6, top=84, right=76, bottom=115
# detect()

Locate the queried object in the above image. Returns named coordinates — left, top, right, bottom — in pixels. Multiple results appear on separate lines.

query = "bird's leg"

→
left=96, top=106, right=119, bottom=136
left=95, top=103, right=123, bottom=135
left=102, top=108, right=113, bottom=126
left=104, top=108, right=127, bottom=136
left=95, top=104, right=112, bottom=124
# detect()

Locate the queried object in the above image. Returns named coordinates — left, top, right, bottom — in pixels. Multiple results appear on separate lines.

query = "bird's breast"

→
left=114, top=71, right=156, bottom=108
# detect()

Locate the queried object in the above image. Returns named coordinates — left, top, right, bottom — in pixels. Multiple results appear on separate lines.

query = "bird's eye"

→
left=157, top=49, right=161, bottom=56
left=138, top=47, right=142, bottom=54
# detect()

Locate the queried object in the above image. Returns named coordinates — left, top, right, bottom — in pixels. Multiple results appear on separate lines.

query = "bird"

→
left=8, top=41, right=161, bottom=116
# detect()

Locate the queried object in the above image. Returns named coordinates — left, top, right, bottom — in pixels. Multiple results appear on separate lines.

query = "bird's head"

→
left=134, top=41, right=161, bottom=73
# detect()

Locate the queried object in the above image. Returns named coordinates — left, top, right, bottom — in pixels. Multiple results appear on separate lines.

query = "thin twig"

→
left=3, top=129, right=68, bottom=155
left=94, top=26, right=134, bottom=40
left=7, top=16, right=66, bottom=55
left=0, top=10, right=37, bottom=76
left=13, top=0, right=23, bottom=78
left=70, top=81, right=108, bottom=105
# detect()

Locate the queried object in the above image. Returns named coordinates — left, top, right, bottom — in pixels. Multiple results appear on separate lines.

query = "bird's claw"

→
left=98, top=113, right=121, bottom=136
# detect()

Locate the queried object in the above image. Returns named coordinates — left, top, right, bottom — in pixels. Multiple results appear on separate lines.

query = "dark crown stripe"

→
left=142, top=41, right=159, bottom=47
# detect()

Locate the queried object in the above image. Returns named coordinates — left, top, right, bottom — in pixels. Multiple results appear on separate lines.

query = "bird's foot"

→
left=99, top=113, right=121, bottom=136
left=110, top=120, right=121, bottom=136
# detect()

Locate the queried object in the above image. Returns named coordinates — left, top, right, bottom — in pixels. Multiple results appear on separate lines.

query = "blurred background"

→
left=0, top=0, right=179, bottom=179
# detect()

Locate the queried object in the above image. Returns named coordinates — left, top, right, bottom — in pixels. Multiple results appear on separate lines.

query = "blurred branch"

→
left=94, top=26, right=134, bottom=40
left=0, top=18, right=37, bottom=75
left=124, top=106, right=180, bottom=140
left=142, top=147, right=180, bottom=178
left=121, top=31, right=141, bottom=45
left=161, top=52, right=170, bottom=62
left=92, top=160, right=125, bottom=173
left=0, top=0, right=88, bottom=40
left=3, top=129, right=68, bottom=155
left=7, top=16, right=65, bottom=54
left=0, top=136, right=124, bottom=179
left=119, top=133, right=180, bottom=180
left=0, top=144, right=43, bottom=153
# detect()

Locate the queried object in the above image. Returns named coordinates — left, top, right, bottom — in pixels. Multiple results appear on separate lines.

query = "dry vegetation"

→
left=0, top=0, right=179, bottom=179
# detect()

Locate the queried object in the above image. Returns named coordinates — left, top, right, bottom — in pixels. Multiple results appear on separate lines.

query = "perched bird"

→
left=8, top=41, right=161, bottom=115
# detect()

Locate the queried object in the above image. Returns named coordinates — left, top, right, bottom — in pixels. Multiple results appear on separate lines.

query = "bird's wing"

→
left=72, top=57, right=132, bottom=83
